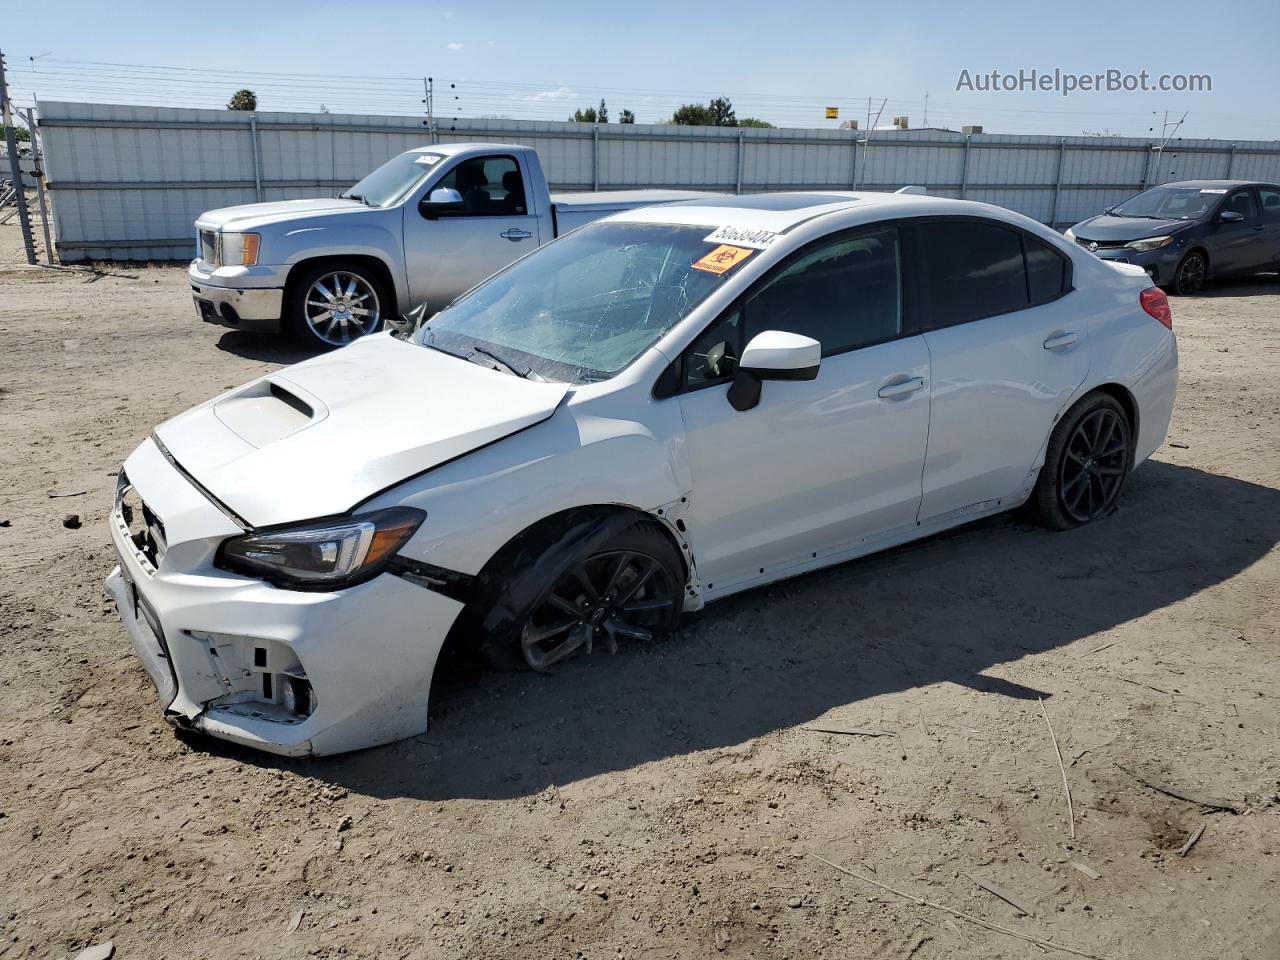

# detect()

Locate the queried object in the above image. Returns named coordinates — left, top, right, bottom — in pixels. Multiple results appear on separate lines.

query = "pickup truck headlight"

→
left=1125, top=235, right=1175, bottom=253
left=1063, top=227, right=1076, bottom=243
left=221, top=232, right=262, bottom=266
left=219, top=507, right=425, bottom=589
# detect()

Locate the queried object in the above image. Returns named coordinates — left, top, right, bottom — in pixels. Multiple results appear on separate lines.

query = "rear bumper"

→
left=189, top=260, right=285, bottom=333
left=105, top=438, right=465, bottom=756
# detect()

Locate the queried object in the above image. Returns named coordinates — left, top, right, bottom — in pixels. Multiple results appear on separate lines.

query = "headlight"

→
left=218, top=507, right=425, bottom=589
left=1063, top=227, right=1076, bottom=242
left=1125, top=235, right=1175, bottom=253
left=221, top=232, right=262, bottom=266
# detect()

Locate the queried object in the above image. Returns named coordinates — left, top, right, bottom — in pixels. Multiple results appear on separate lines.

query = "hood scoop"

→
left=213, top=377, right=327, bottom=447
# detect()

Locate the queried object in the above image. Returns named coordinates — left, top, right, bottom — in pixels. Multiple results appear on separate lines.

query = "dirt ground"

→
left=1, top=217, right=1277, bottom=960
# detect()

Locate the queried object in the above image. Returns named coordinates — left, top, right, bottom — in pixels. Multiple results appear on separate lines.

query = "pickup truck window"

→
left=432, top=156, right=527, bottom=217
left=341, top=151, right=443, bottom=207
left=419, top=222, right=731, bottom=384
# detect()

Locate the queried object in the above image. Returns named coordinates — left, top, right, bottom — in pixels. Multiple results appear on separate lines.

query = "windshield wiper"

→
left=469, top=345, right=531, bottom=379
left=340, top=192, right=369, bottom=205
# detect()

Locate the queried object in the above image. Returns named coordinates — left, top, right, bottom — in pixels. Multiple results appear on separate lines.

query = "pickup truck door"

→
left=403, top=153, right=544, bottom=311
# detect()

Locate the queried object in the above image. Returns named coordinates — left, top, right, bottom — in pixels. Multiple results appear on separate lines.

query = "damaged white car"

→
left=107, top=192, right=1178, bottom=756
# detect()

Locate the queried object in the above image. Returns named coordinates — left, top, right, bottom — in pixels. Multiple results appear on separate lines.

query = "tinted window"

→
left=1224, top=189, right=1257, bottom=220
left=1259, top=186, right=1280, bottom=219
left=1025, top=234, right=1067, bottom=304
left=744, top=226, right=902, bottom=356
left=434, top=155, right=526, bottom=216
left=683, top=307, right=743, bottom=388
left=917, top=220, right=1028, bottom=327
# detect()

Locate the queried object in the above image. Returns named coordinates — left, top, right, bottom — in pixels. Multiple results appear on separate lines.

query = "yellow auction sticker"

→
left=692, top=244, right=754, bottom=275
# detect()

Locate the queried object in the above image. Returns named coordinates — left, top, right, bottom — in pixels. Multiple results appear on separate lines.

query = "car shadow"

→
left=222, top=460, right=1279, bottom=800
left=1186, top=275, right=1279, bottom=299
left=213, top=330, right=319, bottom=364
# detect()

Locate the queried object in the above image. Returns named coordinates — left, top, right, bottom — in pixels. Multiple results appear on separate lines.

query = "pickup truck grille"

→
left=199, top=229, right=220, bottom=266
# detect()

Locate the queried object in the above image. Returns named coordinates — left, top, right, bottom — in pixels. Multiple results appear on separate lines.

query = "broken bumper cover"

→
left=189, top=260, right=286, bottom=334
left=106, top=440, right=465, bottom=757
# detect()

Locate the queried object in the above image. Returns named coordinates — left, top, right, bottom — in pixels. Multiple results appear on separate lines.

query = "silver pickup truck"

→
left=189, top=143, right=714, bottom=349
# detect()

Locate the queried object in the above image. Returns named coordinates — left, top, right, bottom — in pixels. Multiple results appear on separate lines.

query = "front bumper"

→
left=105, top=438, right=465, bottom=756
left=1075, top=239, right=1185, bottom=284
left=188, top=260, right=286, bottom=333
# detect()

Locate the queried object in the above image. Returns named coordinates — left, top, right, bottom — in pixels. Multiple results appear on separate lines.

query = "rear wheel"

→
left=1033, top=393, right=1133, bottom=530
left=1171, top=250, right=1206, bottom=295
left=486, top=524, right=684, bottom=672
left=286, top=262, right=387, bottom=349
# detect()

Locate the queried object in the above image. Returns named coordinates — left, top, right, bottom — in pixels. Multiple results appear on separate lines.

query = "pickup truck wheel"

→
left=287, top=263, right=386, bottom=349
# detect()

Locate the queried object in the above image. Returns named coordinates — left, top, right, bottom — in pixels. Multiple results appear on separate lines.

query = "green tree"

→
left=597, top=99, right=608, bottom=123
left=227, top=89, right=258, bottom=111
left=738, top=117, right=774, bottom=128
left=670, top=98, right=741, bottom=127
left=570, top=106, right=598, bottom=122
left=670, top=103, right=712, bottom=125
left=8, top=123, right=31, bottom=142
left=619, top=109, right=636, bottom=124
left=707, top=97, right=736, bottom=126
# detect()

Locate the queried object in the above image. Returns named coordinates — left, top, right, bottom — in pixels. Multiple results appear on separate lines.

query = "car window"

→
left=433, top=155, right=527, bottom=217
left=1224, top=189, right=1257, bottom=220
left=1024, top=234, right=1068, bottom=305
left=743, top=226, right=902, bottom=357
left=682, top=307, right=744, bottom=388
left=916, top=220, right=1028, bottom=328
left=1259, top=186, right=1280, bottom=220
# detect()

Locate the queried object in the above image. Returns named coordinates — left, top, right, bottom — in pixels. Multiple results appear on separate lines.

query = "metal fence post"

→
left=959, top=134, right=971, bottom=200
left=249, top=114, right=264, bottom=202
left=0, top=49, right=36, bottom=264
left=22, top=107, right=55, bottom=262
left=592, top=124, right=599, bottom=191
left=1051, top=138, right=1066, bottom=229
left=736, top=128, right=745, bottom=194
left=849, top=130, right=857, bottom=189
left=1142, top=142, right=1156, bottom=189
left=1225, top=143, right=1237, bottom=179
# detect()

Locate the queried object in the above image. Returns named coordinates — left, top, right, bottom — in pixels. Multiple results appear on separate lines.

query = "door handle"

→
left=500, top=228, right=532, bottom=241
left=1043, top=332, right=1079, bottom=351
left=877, top=376, right=925, bottom=399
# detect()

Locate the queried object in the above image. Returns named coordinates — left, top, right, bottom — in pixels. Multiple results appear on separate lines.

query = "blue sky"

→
left=6, top=0, right=1278, bottom=139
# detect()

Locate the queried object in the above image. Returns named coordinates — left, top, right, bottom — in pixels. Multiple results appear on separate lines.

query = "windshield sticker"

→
left=692, top=245, right=755, bottom=275
left=703, top=226, right=778, bottom=249
left=1200, top=188, right=1227, bottom=194
left=414, top=154, right=442, bottom=166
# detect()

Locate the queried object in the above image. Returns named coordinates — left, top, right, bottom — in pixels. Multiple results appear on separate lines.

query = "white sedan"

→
left=106, top=191, right=1178, bottom=756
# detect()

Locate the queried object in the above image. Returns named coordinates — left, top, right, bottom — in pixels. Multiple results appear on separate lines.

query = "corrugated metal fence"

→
left=37, top=100, right=1280, bottom=262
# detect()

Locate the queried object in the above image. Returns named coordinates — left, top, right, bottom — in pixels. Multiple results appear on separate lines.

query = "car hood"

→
left=195, top=197, right=371, bottom=231
left=1072, top=215, right=1193, bottom=242
left=154, top=335, right=569, bottom=527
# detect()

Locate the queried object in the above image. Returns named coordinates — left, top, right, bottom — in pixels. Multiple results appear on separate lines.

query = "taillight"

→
left=1140, top=286, right=1173, bottom=330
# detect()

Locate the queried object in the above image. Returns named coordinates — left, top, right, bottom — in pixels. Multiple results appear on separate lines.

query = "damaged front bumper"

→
left=105, top=438, right=465, bottom=756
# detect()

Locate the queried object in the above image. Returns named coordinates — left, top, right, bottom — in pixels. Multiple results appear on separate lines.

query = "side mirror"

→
left=419, top=187, right=464, bottom=220
left=726, top=330, right=821, bottom=412
left=1218, top=210, right=1244, bottom=224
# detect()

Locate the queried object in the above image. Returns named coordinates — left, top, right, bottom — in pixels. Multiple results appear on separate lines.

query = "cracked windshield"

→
left=419, top=221, right=740, bottom=383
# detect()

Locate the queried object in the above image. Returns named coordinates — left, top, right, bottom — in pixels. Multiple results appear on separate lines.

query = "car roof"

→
left=1160, top=179, right=1268, bottom=190
left=609, top=190, right=947, bottom=232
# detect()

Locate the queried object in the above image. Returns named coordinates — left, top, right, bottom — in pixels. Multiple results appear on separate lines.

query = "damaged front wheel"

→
left=510, top=526, right=683, bottom=671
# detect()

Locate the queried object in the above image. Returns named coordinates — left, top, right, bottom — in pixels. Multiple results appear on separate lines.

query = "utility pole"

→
left=0, top=49, right=37, bottom=264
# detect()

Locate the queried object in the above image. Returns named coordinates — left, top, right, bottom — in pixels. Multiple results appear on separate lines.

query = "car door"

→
left=913, top=218, right=1089, bottom=523
left=673, top=224, right=931, bottom=596
left=402, top=153, right=542, bottom=311
left=1253, top=185, right=1280, bottom=268
left=1207, top=187, right=1264, bottom=275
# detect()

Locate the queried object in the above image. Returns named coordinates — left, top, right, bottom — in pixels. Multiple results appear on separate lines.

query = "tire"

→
left=482, top=523, right=685, bottom=672
left=1171, top=250, right=1207, bottom=296
left=1032, top=392, right=1133, bottom=531
left=286, top=261, right=389, bottom=350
